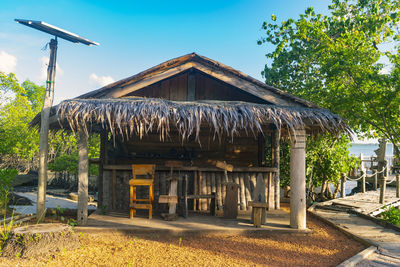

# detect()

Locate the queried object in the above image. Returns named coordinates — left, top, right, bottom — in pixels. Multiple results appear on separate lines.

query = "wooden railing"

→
left=103, top=165, right=278, bottom=212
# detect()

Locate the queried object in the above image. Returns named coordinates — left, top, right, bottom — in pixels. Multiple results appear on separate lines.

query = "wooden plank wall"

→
left=107, top=132, right=260, bottom=168
left=124, top=70, right=268, bottom=104
left=107, top=169, right=276, bottom=213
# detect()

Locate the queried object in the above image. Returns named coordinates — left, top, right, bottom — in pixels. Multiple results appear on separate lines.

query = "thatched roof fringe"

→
left=55, top=98, right=351, bottom=142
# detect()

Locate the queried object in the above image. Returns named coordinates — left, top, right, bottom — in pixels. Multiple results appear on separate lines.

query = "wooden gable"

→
left=124, top=69, right=269, bottom=104
left=79, top=53, right=317, bottom=108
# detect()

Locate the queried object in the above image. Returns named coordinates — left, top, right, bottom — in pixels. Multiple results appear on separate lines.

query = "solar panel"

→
left=15, top=19, right=99, bottom=46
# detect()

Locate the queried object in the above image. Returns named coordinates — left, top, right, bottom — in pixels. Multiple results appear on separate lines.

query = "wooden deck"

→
left=315, top=187, right=400, bottom=216
left=75, top=209, right=307, bottom=235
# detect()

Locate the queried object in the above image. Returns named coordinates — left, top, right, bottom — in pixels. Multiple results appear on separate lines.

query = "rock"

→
left=11, top=172, right=38, bottom=187
left=68, top=193, right=94, bottom=202
left=1, top=223, right=80, bottom=258
left=7, top=193, right=32, bottom=206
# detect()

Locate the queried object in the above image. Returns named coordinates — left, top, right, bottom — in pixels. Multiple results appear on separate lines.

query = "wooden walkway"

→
left=311, top=188, right=400, bottom=266
left=316, top=187, right=400, bottom=216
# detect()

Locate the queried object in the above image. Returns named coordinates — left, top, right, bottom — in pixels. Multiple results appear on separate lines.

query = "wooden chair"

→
left=129, top=164, right=155, bottom=219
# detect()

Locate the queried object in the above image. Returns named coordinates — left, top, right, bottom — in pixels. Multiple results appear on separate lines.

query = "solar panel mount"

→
left=15, top=19, right=99, bottom=46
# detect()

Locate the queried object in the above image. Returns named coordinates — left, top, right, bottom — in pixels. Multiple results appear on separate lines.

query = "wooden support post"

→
left=263, top=173, right=268, bottom=211
left=361, top=170, right=366, bottom=193
left=223, top=183, right=239, bottom=219
left=98, top=129, right=107, bottom=207
left=154, top=172, right=159, bottom=213
left=396, top=174, right=399, bottom=198
left=239, top=174, right=246, bottom=210
left=374, top=172, right=378, bottom=190
left=169, top=179, right=178, bottom=214
left=206, top=172, right=211, bottom=209
left=290, top=129, right=306, bottom=229
left=112, top=169, right=116, bottom=210
left=210, top=192, right=216, bottom=216
left=183, top=175, right=188, bottom=218
left=77, top=129, right=89, bottom=225
left=216, top=173, right=222, bottom=210
left=244, top=173, right=252, bottom=211
left=193, top=171, right=198, bottom=211
left=272, top=128, right=281, bottom=209
left=200, top=171, right=207, bottom=211
left=340, top=173, right=346, bottom=198
left=37, top=38, right=57, bottom=222
left=379, top=176, right=387, bottom=204
left=376, top=140, right=386, bottom=204
left=267, top=172, right=274, bottom=210
left=222, top=173, right=226, bottom=206
left=234, top=173, right=240, bottom=210
left=211, top=172, right=216, bottom=193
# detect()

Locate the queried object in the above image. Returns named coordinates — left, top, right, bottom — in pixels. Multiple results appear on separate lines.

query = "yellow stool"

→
left=129, top=164, right=155, bottom=219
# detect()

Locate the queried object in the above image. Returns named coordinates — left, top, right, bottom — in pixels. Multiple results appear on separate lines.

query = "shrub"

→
left=381, top=206, right=400, bottom=226
left=0, top=169, right=18, bottom=212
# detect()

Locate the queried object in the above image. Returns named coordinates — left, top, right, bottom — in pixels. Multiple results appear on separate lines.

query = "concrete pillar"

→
left=77, top=128, right=89, bottom=225
left=290, top=129, right=306, bottom=229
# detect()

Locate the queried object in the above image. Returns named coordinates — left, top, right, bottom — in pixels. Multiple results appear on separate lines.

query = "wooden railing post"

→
left=373, top=172, right=378, bottom=190
left=361, top=170, right=366, bottom=193
left=379, top=175, right=387, bottom=204
left=340, top=173, right=346, bottom=198
left=396, top=174, right=400, bottom=198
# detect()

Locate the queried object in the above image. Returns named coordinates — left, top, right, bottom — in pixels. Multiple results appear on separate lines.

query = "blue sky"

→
left=0, top=0, right=331, bottom=103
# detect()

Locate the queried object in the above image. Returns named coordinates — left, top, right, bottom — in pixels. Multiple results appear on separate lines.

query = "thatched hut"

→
left=33, top=53, right=350, bottom=229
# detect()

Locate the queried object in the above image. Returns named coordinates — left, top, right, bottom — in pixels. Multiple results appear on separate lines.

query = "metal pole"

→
left=37, top=37, right=57, bottom=221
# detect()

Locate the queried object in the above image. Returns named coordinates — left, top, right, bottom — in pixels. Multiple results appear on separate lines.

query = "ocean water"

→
left=349, top=143, right=394, bottom=157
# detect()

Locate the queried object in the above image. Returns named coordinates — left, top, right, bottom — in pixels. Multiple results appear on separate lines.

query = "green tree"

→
left=0, top=72, right=100, bottom=174
left=0, top=72, right=44, bottom=170
left=259, top=0, right=400, bottom=158
left=306, top=134, right=359, bottom=199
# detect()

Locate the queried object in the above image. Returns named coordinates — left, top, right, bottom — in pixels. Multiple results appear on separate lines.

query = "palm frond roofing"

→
left=52, top=97, right=351, bottom=141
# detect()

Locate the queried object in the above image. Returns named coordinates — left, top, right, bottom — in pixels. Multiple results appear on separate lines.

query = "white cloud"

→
left=89, top=73, right=114, bottom=87
left=0, top=51, right=17, bottom=73
left=40, top=56, right=64, bottom=80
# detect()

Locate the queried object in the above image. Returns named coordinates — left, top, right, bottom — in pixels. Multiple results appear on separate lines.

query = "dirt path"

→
left=0, top=204, right=365, bottom=267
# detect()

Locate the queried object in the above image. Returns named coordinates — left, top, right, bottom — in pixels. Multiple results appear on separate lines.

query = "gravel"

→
left=0, top=204, right=365, bottom=266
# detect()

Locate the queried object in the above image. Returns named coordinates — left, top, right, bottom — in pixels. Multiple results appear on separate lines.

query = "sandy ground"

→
left=0, top=204, right=365, bottom=267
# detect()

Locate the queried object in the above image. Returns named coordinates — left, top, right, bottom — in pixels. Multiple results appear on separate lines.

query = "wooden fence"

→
left=103, top=165, right=278, bottom=212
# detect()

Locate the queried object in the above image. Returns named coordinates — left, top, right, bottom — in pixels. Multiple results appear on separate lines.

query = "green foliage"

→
left=0, top=72, right=100, bottom=176
left=380, top=206, right=400, bottom=226
left=278, top=134, right=358, bottom=198
left=0, top=169, right=18, bottom=212
left=49, top=154, right=79, bottom=175
left=0, top=209, right=17, bottom=250
left=306, top=134, right=359, bottom=189
left=52, top=205, right=66, bottom=222
left=48, top=134, right=100, bottom=176
left=67, top=218, right=77, bottom=227
left=279, top=141, right=290, bottom=187
left=259, top=0, right=400, bottom=158
left=0, top=72, right=45, bottom=168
